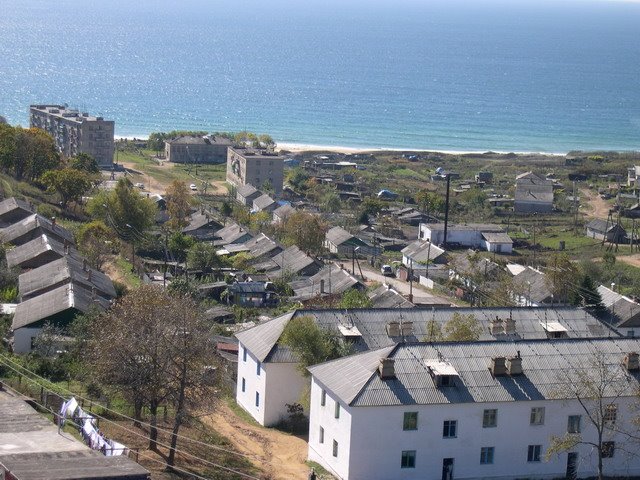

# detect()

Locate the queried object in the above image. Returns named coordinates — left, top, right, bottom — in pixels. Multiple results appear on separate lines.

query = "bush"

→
left=36, top=203, right=59, bottom=219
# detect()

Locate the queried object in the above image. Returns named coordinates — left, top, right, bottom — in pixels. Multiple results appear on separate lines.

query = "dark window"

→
left=241, top=378, right=245, bottom=392
left=483, top=409, right=497, bottom=428
left=256, top=361, right=261, bottom=376
left=604, top=404, right=617, bottom=425
left=443, top=420, right=457, bottom=438
left=321, top=390, right=326, bottom=406
left=401, top=450, right=416, bottom=468
left=333, top=440, right=338, bottom=457
left=480, top=447, right=494, bottom=464
left=602, top=442, right=615, bottom=458
left=527, top=445, right=541, bottom=462
left=530, top=407, right=545, bottom=425
left=335, top=402, right=340, bottom=419
left=403, top=412, right=418, bottom=431
left=255, top=392, right=260, bottom=407
left=319, top=426, right=324, bottom=444
left=243, top=348, right=247, bottom=362
left=568, top=415, right=581, bottom=434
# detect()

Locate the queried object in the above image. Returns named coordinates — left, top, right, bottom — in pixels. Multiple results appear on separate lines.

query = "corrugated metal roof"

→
left=401, top=240, right=446, bottom=263
left=237, top=306, right=616, bottom=364
left=291, top=264, right=361, bottom=300
left=5, top=234, right=82, bottom=269
left=513, top=267, right=552, bottom=303
left=253, top=194, right=275, bottom=210
left=0, top=214, right=75, bottom=246
left=19, top=256, right=116, bottom=300
left=0, top=197, right=33, bottom=226
left=270, top=245, right=319, bottom=276
left=325, top=226, right=355, bottom=246
left=235, top=312, right=295, bottom=362
left=308, top=338, right=640, bottom=407
left=214, top=223, right=252, bottom=245
left=237, top=183, right=259, bottom=197
left=368, top=285, right=415, bottom=309
left=182, top=212, right=221, bottom=233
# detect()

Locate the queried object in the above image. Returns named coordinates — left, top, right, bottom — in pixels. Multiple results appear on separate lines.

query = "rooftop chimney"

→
left=401, top=321, right=414, bottom=337
left=386, top=321, right=401, bottom=337
left=489, top=317, right=503, bottom=335
left=378, top=358, right=395, bottom=379
left=504, top=317, right=516, bottom=334
left=490, top=357, right=507, bottom=376
left=51, top=216, right=56, bottom=228
left=506, top=351, right=523, bottom=375
left=624, top=352, right=640, bottom=371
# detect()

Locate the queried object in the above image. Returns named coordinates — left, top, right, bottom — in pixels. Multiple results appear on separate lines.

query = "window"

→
left=604, top=404, right=617, bottom=425
left=602, top=441, right=615, bottom=458
left=483, top=409, right=497, bottom=428
left=443, top=420, right=457, bottom=438
left=480, top=447, right=495, bottom=465
left=401, top=450, right=416, bottom=468
left=321, top=390, right=326, bottom=406
left=527, top=445, right=541, bottom=462
left=335, top=402, right=340, bottom=419
left=319, top=426, right=324, bottom=444
left=332, top=440, right=339, bottom=457
left=255, top=392, right=260, bottom=407
left=256, top=361, right=261, bottom=376
left=530, top=407, right=545, bottom=425
left=243, top=348, right=247, bottom=362
left=403, top=412, right=418, bottom=431
left=568, top=415, right=581, bottom=434
left=627, top=330, right=635, bottom=338
left=241, top=378, right=246, bottom=392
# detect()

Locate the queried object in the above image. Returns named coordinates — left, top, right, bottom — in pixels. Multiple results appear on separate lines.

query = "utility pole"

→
left=573, top=180, right=578, bottom=235
left=443, top=174, right=451, bottom=247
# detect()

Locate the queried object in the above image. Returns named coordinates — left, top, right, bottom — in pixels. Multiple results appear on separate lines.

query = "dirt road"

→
left=201, top=403, right=309, bottom=480
left=581, top=188, right=611, bottom=220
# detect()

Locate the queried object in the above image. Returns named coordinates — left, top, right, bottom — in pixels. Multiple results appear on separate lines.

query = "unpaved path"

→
left=581, top=188, right=611, bottom=220
left=618, top=253, right=640, bottom=268
left=201, top=403, right=309, bottom=480
left=120, top=160, right=172, bottom=195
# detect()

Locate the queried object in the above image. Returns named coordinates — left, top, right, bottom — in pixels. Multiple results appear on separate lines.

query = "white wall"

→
left=308, top=377, right=353, bottom=480
left=310, top=388, right=640, bottom=480
left=236, top=341, right=309, bottom=426
left=12, top=327, right=42, bottom=354
left=419, top=225, right=482, bottom=248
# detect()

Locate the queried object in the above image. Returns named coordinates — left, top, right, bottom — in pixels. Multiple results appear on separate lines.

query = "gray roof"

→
left=421, top=223, right=504, bottom=233
left=513, top=267, right=552, bottom=304
left=326, top=226, right=355, bottom=246
left=0, top=214, right=75, bottom=246
left=182, top=211, right=222, bottom=234
left=167, top=135, right=231, bottom=145
left=273, top=204, right=295, bottom=219
left=19, top=256, right=116, bottom=301
left=270, top=245, right=319, bottom=276
left=12, top=283, right=111, bottom=330
left=597, top=285, right=640, bottom=328
left=368, top=285, right=415, bottom=309
left=310, top=338, right=640, bottom=407
left=242, top=233, right=282, bottom=259
left=0, top=391, right=149, bottom=480
left=237, top=306, right=615, bottom=364
left=291, top=264, right=361, bottom=301
left=236, top=312, right=296, bottom=362
left=515, top=183, right=554, bottom=204
left=0, top=197, right=33, bottom=226
left=253, top=194, right=275, bottom=211
left=401, top=240, right=446, bottom=263
left=237, top=183, right=259, bottom=198
left=214, top=223, right=252, bottom=245
left=586, top=219, right=625, bottom=234
left=451, top=253, right=502, bottom=278
left=481, top=232, right=513, bottom=244
left=5, top=234, right=82, bottom=270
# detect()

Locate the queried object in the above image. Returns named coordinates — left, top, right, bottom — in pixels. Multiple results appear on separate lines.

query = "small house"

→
left=324, top=226, right=371, bottom=256
left=0, top=197, right=33, bottom=228
left=586, top=219, right=627, bottom=242
left=236, top=184, right=261, bottom=207
left=182, top=211, right=223, bottom=240
left=228, top=281, right=278, bottom=308
left=252, top=194, right=276, bottom=213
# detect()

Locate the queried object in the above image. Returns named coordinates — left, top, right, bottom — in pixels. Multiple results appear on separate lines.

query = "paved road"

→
left=358, top=264, right=453, bottom=306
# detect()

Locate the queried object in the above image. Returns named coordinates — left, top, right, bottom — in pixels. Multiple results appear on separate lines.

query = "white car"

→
left=190, top=184, right=197, bottom=191
left=381, top=265, right=394, bottom=277
left=134, top=182, right=145, bottom=189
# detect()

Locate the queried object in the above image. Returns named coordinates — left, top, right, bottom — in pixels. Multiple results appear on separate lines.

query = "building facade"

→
left=308, top=339, right=640, bottom=480
left=29, top=105, right=114, bottom=167
left=226, top=147, right=284, bottom=195
left=164, top=135, right=231, bottom=164
left=418, top=223, right=513, bottom=253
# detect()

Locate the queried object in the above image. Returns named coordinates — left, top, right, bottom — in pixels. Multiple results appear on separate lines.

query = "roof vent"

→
left=504, top=317, right=516, bottom=334
left=378, top=358, right=395, bottom=379
left=506, top=352, right=523, bottom=375
left=386, top=321, right=400, bottom=337
left=624, top=352, right=639, bottom=371
left=489, top=317, right=503, bottom=335
left=490, top=357, right=507, bottom=376
left=401, top=321, right=414, bottom=337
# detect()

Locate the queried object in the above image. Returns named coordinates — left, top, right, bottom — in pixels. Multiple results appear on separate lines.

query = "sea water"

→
left=1, top=0, right=639, bottom=152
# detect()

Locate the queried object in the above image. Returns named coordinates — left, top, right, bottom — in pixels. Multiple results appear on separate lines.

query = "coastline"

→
left=117, top=136, right=568, bottom=157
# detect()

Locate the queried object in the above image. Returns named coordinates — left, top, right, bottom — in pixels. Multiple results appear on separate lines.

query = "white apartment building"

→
left=235, top=308, right=615, bottom=426
left=308, top=338, right=640, bottom=480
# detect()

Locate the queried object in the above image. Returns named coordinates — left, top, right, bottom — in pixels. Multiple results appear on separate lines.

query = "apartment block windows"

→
left=527, top=445, right=541, bottom=462
left=602, top=441, right=615, bottom=458
left=604, top=404, right=618, bottom=425
left=480, top=447, right=495, bottom=465
left=319, top=426, right=324, bottom=444
left=530, top=407, right=545, bottom=425
left=401, top=450, right=416, bottom=468
left=568, top=415, right=582, bottom=434
left=255, top=392, right=260, bottom=408
left=334, top=402, right=341, bottom=419
left=443, top=420, right=457, bottom=438
left=256, top=361, right=261, bottom=376
left=483, top=409, right=497, bottom=428
left=241, top=378, right=246, bottom=392
left=321, top=390, right=326, bottom=406
left=403, top=412, right=418, bottom=431
left=333, top=440, right=339, bottom=457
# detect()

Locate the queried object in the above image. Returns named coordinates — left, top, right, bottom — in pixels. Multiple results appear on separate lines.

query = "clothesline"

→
left=59, top=396, right=129, bottom=457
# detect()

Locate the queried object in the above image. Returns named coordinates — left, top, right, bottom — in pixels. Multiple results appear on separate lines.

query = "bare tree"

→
left=546, top=352, right=639, bottom=480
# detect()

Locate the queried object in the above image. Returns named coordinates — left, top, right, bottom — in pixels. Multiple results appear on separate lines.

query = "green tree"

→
left=279, top=211, right=327, bottom=255
left=165, top=180, right=192, bottom=231
left=250, top=210, right=272, bottom=232
left=442, top=313, right=482, bottom=341
left=338, top=289, right=372, bottom=309
left=361, top=197, right=385, bottom=216
left=187, top=242, right=222, bottom=272
left=415, top=189, right=444, bottom=216
left=40, top=168, right=93, bottom=208
left=168, top=232, right=195, bottom=262
left=220, top=201, right=232, bottom=220
left=321, top=192, right=341, bottom=213
left=69, top=153, right=99, bottom=173
left=280, top=316, right=352, bottom=377
left=571, top=274, right=605, bottom=313
left=287, top=168, right=310, bottom=191
left=76, top=220, right=115, bottom=269
left=423, top=320, right=443, bottom=342
left=0, top=126, right=61, bottom=181
left=86, top=178, right=156, bottom=240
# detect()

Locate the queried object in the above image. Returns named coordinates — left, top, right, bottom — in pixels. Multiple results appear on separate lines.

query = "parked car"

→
left=134, top=182, right=145, bottom=189
left=381, top=264, right=394, bottom=277
left=190, top=184, right=197, bottom=191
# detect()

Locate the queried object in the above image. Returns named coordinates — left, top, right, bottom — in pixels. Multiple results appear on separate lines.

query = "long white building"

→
left=235, top=307, right=616, bottom=426
left=307, top=338, right=640, bottom=480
